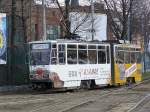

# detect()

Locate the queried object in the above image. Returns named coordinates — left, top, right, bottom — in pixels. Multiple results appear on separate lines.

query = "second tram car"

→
left=28, top=40, right=142, bottom=89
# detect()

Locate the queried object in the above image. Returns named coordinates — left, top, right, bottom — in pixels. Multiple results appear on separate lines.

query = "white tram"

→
left=29, top=40, right=142, bottom=89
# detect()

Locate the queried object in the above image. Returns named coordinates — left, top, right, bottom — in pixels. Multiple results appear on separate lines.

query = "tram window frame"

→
left=78, top=45, right=87, bottom=49
left=88, top=45, right=96, bottom=49
left=67, top=44, right=78, bottom=64
left=78, top=44, right=88, bottom=64
left=117, top=47, right=124, bottom=51
left=88, top=45, right=97, bottom=64
left=67, top=44, right=77, bottom=49
left=124, top=47, right=130, bottom=51
left=98, top=46, right=105, bottom=50
left=98, top=45, right=106, bottom=64
left=52, top=44, right=56, bottom=49
left=58, top=44, right=66, bottom=65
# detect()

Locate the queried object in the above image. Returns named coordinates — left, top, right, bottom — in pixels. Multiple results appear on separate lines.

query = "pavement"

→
left=0, top=85, right=29, bottom=93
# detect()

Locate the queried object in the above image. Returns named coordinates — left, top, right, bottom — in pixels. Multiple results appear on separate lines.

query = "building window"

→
left=52, top=11, right=56, bottom=16
left=47, top=25, right=60, bottom=40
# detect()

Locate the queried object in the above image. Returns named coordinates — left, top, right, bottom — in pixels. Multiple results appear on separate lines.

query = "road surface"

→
left=0, top=80, right=149, bottom=112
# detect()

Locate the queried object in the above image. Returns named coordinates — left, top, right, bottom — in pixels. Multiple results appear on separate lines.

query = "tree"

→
left=131, top=0, right=150, bottom=72
left=132, top=0, right=150, bottom=45
left=103, top=0, right=133, bottom=40
left=55, top=0, right=75, bottom=38
left=55, top=0, right=91, bottom=39
left=35, top=0, right=106, bottom=40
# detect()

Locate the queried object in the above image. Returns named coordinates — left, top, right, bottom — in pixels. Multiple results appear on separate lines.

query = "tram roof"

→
left=29, top=39, right=110, bottom=45
left=29, top=39, right=141, bottom=48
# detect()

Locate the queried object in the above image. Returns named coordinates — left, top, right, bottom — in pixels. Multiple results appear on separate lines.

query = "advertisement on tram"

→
left=0, top=13, right=7, bottom=64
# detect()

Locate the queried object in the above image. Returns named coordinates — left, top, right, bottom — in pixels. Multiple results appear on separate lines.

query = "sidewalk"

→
left=0, top=85, right=30, bottom=93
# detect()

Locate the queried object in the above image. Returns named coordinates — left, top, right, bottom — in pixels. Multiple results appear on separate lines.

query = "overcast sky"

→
left=56, top=0, right=91, bottom=5
left=34, top=0, right=91, bottom=6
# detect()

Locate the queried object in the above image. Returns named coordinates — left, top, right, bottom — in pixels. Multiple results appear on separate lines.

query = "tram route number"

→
left=68, top=71, right=77, bottom=78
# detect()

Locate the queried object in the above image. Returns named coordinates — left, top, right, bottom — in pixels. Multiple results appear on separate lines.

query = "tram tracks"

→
left=28, top=85, right=135, bottom=112
left=29, top=91, right=112, bottom=112
left=37, top=79, right=150, bottom=112
left=127, top=94, right=150, bottom=112
left=0, top=78, right=149, bottom=112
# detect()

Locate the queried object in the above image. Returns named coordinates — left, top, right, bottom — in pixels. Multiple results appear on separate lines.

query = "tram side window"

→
left=124, top=52, right=130, bottom=63
left=116, top=51, right=124, bottom=64
left=136, top=52, right=142, bottom=63
left=131, top=52, right=136, bottom=63
left=78, top=45, right=87, bottom=64
left=88, top=49, right=97, bottom=64
left=98, top=50, right=106, bottom=64
left=58, top=44, right=66, bottom=64
left=67, top=45, right=77, bottom=64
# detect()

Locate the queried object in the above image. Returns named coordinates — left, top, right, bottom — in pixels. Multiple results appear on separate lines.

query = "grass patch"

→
left=142, top=72, right=150, bottom=80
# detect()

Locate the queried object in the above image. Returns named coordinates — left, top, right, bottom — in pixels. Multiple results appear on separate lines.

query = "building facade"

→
left=1, top=0, right=106, bottom=42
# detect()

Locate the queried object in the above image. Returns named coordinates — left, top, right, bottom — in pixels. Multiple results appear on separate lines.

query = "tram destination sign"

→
left=0, top=13, right=6, bottom=64
left=32, top=44, right=49, bottom=50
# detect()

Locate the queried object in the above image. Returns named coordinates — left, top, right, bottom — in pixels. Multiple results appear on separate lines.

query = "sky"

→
left=34, top=0, right=91, bottom=6
left=54, top=0, right=91, bottom=6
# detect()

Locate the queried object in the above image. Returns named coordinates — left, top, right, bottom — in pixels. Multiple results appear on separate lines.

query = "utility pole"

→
left=142, top=14, right=147, bottom=73
left=91, top=0, right=95, bottom=40
left=42, top=0, right=47, bottom=40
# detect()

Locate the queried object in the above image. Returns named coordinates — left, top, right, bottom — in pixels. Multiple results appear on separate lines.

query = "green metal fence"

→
left=10, top=44, right=29, bottom=85
left=0, top=44, right=29, bottom=86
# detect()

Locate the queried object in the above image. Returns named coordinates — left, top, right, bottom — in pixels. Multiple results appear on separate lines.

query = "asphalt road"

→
left=0, top=80, right=149, bottom=112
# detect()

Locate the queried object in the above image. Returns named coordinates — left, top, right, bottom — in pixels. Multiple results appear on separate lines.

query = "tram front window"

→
left=30, top=50, right=50, bottom=65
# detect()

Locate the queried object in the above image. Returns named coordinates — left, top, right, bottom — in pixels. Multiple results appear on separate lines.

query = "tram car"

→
left=28, top=40, right=142, bottom=89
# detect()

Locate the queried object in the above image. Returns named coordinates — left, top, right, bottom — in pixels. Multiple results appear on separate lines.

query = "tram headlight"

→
left=43, top=73, right=49, bottom=79
left=43, top=70, right=50, bottom=79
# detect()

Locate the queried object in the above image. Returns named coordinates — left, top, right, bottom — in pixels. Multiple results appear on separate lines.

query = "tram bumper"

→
left=30, top=70, right=64, bottom=88
left=48, top=72, right=64, bottom=88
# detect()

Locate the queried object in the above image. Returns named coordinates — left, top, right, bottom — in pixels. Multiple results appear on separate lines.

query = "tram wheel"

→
left=89, top=80, right=96, bottom=89
left=81, top=80, right=96, bottom=89
left=126, top=77, right=135, bottom=86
